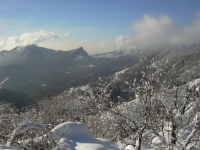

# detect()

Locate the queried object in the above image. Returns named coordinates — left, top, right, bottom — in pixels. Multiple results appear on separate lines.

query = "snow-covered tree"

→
left=106, top=55, right=200, bottom=149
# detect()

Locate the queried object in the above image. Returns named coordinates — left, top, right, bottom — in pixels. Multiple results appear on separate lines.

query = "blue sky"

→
left=0, top=0, right=200, bottom=54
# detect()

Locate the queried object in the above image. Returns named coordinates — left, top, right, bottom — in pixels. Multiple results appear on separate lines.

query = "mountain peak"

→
left=74, top=46, right=84, bottom=51
left=70, top=47, right=89, bottom=57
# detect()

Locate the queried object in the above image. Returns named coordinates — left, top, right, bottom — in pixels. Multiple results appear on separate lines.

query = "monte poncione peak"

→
left=69, top=46, right=89, bottom=57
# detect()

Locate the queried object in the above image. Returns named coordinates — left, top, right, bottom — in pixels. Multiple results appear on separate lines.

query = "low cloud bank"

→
left=101, top=13, right=200, bottom=51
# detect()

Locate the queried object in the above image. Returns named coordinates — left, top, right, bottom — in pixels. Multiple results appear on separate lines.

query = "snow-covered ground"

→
left=0, top=122, right=154, bottom=150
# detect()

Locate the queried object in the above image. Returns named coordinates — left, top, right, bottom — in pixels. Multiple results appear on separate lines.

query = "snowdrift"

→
left=51, top=122, right=120, bottom=150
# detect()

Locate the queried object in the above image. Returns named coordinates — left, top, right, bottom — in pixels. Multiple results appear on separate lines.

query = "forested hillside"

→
left=0, top=46, right=200, bottom=149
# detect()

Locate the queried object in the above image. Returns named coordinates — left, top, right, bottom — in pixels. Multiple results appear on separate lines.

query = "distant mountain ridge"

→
left=0, top=44, right=200, bottom=108
left=0, top=45, right=117, bottom=107
left=0, top=45, right=90, bottom=66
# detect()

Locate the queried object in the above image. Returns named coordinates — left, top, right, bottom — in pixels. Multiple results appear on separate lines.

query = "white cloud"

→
left=8, top=31, right=59, bottom=45
left=103, top=13, right=200, bottom=51
left=99, top=42, right=107, bottom=49
left=132, top=14, right=177, bottom=47
left=99, top=42, right=115, bottom=51
left=115, top=35, right=134, bottom=50
left=0, top=40, right=6, bottom=49
left=64, top=32, right=69, bottom=37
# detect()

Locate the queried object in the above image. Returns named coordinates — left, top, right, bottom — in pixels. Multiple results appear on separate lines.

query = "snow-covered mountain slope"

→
left=92, top=49, right=139, bottom=58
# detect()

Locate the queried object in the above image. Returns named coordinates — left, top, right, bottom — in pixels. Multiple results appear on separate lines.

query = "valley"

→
left=0, top=44, right=200, bottom=149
